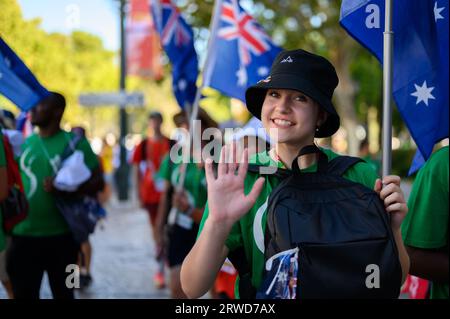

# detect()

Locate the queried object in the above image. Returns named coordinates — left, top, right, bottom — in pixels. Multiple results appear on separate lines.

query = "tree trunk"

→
left=330, top=38, right=361, bottom=156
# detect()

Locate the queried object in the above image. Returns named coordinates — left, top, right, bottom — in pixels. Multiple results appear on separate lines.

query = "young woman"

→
left=180, top=49, right=410, bottom=299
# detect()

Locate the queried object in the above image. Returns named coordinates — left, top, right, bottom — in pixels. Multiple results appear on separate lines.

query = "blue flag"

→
left=0, top=37, right=50, bottom=111
left=203, top=0, right=282, bottom=102
left=340, top=0, right=449, bottom=172
left=150, top=0, right=198, bottom=109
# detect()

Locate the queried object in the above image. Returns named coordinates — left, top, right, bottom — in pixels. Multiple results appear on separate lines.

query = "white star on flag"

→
left=178, top=79, right=187, bottom=91
left=434, top=2, right=445, bottom=22
left=411, top=80, right=436, bottom=106
left=236, top=65, right=248, bottom=87
left=257, top=66, right=269, bottom=77
left=4, top=57, right=11, bottom=68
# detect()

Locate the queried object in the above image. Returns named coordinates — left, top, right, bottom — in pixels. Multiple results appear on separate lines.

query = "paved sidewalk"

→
left=0, top=198, right=170, bottom=299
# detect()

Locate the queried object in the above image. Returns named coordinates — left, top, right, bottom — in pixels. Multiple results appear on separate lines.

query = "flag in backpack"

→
left=340, top=0, right=449, bottom=174
left=0, top=37, right=50, bottom=111
left=150, top=0, right=198, bottom=109
left=203, top=0, right=282, bottom=102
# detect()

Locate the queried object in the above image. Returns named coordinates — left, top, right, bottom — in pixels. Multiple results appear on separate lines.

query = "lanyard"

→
left=37, top=131, right=71, bottom=175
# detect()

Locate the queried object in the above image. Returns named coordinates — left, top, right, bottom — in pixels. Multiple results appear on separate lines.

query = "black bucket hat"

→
left=245, top=49, right=340, bottom=138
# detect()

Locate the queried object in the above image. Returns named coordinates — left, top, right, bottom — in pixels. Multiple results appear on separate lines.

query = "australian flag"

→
left=203, top=0, right=282, bottom=102
left=340, top=0, right=449, bottom=174
left=150, top=0, right=198, bottom=109
left=0, top=37, right=49, bottom=111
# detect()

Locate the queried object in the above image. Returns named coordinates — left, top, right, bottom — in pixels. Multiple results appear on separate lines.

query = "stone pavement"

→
left=0, top=197, right=171, bottom=299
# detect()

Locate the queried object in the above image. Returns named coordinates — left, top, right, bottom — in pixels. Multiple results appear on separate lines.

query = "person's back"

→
left=401, top=145, right=449, bottom=299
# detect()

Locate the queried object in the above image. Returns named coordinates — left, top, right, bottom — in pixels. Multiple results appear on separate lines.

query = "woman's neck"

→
left=274, top=142, right=317, bottom=170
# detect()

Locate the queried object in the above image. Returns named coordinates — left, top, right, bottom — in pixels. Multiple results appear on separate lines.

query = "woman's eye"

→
left=269, top=91, right=279, bottom=98
left=295, top=95, right=307, bottom=102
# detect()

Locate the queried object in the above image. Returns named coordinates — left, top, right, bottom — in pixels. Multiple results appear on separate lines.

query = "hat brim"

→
left=245, top=73, right=340, bottom=138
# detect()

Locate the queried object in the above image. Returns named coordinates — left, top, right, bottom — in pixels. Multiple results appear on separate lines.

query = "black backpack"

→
left=231, top=145, right=402, bottom=299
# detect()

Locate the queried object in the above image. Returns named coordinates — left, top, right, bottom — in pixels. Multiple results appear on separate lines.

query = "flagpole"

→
left=175, top=0, right=223, bottom=192
left=382, top=0, right=394, bottom=176
left=382, top=0, right=393, bottom=177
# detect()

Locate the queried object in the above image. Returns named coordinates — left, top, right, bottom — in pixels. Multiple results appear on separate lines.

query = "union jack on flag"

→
left=204, top=0, right=282, bottom=102
left=150, top=0, right=198, bottom=109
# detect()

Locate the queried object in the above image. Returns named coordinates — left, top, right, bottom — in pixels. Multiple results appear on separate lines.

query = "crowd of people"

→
left=0, top=49, right=448, bottom=300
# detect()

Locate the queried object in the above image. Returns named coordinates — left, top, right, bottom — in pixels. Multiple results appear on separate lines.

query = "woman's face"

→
left=261, top=88, right=324, bottom=146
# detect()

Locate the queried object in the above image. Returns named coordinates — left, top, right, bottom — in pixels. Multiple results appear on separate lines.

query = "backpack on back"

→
left=238, top=145, right=402, bottom=299
left=1, top=133, right=28, bottom=233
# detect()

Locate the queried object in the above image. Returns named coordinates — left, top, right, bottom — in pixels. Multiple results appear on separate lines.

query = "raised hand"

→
left=204, top=144, right=265, bottom=230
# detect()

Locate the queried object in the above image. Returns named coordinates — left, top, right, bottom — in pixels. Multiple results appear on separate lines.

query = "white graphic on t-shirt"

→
left=20, top=147, right=37, bottom=198
left=253, top=198, right=268, bottom=253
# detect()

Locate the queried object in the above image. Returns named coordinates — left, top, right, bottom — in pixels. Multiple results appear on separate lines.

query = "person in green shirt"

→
left=181, top=49, right=410, bottom=299
left=6, top=92, right=104, bottom=299
left=401, top=145, right=449, bottom=299
left=155, top=109, right=217, bottom=298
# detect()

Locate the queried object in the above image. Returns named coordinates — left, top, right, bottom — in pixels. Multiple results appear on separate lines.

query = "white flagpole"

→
left=382, top=0, right=393, bottom=177
left=175, top=0, right=223, bottom=192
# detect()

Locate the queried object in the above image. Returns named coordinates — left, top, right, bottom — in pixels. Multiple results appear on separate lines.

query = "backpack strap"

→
left=60, top=132, right=84, bottom=163
left=141, top=138, right=147, bottom=162
left=247, top=164, right=291, bottom=179
left=326, top=156, right=363, bottom=176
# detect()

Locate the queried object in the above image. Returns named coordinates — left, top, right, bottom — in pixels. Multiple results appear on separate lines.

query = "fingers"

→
left=238, top=148, right=249, bottom=179
left=228, top=142, right=238, bottom=174
left=373, top=178, right=382, bottom=194
left=383, top=191, right=403, bottom=207
left=382, top=175, right=401, bottom=186
left=247, top=177, right=265, bottom=205
left=379, top=182, right=403, bottom=201
left=218, top=144, right=228, bottom=176
left=385, top=202, right=407, bottom=213
left=205, top=157, right=215, bottom=184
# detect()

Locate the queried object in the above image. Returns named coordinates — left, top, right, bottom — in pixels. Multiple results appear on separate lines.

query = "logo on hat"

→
left=258, top=76, right=272, bottom=84
left=280, top=56, right=293, bottom=63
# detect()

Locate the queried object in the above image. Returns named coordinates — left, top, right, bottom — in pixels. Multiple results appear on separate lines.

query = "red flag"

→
left=126, top=0, right=163, bottom=80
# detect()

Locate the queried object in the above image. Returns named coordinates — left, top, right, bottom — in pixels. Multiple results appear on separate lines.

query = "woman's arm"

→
left=181, top=146, right=264, bottom=298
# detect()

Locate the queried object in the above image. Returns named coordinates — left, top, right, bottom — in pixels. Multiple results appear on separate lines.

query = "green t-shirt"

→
left=158, top=154, right=207, bottom=210
left=198, top=148, right=379, bottom=298
left=401, top=146, right=449, bottom=299
left=0, top=130, right=6, bottom=251
left=13, top=130, right=99, bottom=237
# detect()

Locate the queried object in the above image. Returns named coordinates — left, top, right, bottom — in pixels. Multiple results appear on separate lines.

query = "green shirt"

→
left=198, top=148, right=378, bottom=298
left=158, top=154, right=207, bottom=209
left=13, top=130, right=99, bottom=237
left=0, top=130, right=6, bottom=251
left=401, top=146, right=449, bottom=299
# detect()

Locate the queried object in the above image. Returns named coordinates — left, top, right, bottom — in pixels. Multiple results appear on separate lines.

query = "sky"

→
left=18, top=0, right=120, bottom=51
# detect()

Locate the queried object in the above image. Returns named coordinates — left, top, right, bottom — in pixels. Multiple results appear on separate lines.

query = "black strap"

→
left=227, top=247, right=256, bottom=299
left=326, top=156, right=363, bottom=176
left=141, top=138, right=147, bottom=162
left=292, top=144, right=328, bottom=173
left=60, top=132, right=84, bottom=163
left=247, top=164, right=290, bottom=179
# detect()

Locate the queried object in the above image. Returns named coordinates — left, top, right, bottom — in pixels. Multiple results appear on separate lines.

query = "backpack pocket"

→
left=296, top=238, right=401, bottom=299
